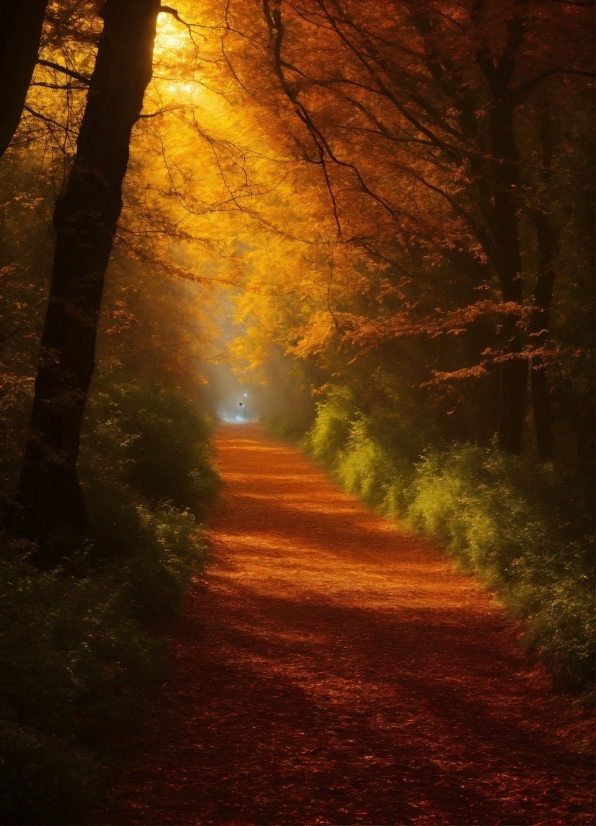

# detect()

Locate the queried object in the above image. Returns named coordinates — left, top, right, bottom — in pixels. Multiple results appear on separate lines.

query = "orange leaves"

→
left=21, top=0, right=591, bottom=409
left=108, top=425, right=595, bottom=825
left=343, top=301, right=526, bottom=351
left=289, top=310, right=338, bottom=358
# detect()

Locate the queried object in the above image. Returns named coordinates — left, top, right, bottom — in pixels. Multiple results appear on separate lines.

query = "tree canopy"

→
left=1, top=0, right=594, bottom=543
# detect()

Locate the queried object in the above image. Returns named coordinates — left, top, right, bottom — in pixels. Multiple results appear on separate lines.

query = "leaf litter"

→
left=103, top=424, right=594, bottom=825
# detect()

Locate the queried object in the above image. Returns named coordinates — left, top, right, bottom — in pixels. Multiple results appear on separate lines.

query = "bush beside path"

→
left=105, top=424, right=594, bottom=825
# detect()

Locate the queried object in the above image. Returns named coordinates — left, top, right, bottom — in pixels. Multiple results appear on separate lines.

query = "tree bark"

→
left=16, top=0, right=160, bottom=551
left=529, top=104, right=557, bottom=460
left=475, top=14, right=529, bottom=455
left=530, top=209, right=556, bottom=460
left=411, top=8, right=531, bottom=456
left=0, top=0, right=49, bottom=157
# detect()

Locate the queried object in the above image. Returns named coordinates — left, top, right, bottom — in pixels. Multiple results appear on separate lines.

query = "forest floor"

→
left=104, top=424, right=594, bottom=825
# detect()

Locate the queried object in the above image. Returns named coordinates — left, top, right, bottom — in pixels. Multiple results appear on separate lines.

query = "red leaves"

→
left=105, top=426, right=595, bottom=826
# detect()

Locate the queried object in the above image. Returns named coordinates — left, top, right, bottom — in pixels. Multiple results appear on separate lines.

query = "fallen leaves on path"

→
left=106, top=424, right=594, bottom=825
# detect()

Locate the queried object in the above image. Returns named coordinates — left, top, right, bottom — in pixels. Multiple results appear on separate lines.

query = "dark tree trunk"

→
left=412, top=13, right=528, bottom=452
left=475, top=13, right=528, bottom=455
left=497, top=339, right=528, bottom=455
left=413, top=8, right=528, bottom=455
left=494, top=245, right=528, bottom=456
left=530, top=209, right=556, bottom=460
left=529, top=105, right=557, bottom=460
left=16, top=0, right=160, bottom=551
left=0, top=0, right=49, bottom=157
left=410, top=7, right=531, bottom=456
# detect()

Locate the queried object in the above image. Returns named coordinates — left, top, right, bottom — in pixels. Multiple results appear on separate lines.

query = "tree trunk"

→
left=530, top=209, right=556, bottom=460
left=495, top=249, right=528, bottom=456
left=498, top=343, right=528, bottom=455
left=414, top=11, right=529, bottom=453
left=529, top=104, right=557, bottom=460
left=0, top=0, right=49, bottom=158
left=486, top=143, right=528, bottom=457
left=476, top=13, right=528, bottom=455
left=16, top=0, right=160, bottom=552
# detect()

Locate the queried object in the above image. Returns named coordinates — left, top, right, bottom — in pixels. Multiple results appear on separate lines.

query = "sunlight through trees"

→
left=0, top=1, right=593, bottom=820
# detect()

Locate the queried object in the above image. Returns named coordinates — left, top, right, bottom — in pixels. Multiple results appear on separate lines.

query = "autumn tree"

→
left=15, top=0, right=163, bottom=548
left=217, top=0, right=593, bottom=457
left=0, top=0, right=49, bottom=158
left=4, top=0, right=592, bottom=556
left=0, top=1, right=104, bottom=161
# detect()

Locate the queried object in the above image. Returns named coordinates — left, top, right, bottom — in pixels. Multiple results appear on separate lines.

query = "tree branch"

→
left=516, top=68, right=595, bottom=103
left=23, top=105, right=77, bottom=135
left=36, top=59, right=90, bottom=85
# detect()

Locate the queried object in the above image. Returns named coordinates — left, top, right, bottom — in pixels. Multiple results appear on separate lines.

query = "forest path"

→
left=108, top=424, right=593, bottom=825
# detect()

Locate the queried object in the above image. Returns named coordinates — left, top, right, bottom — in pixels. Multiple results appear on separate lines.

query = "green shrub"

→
left=335, top=417, right=415, bottom=517
left=305, top=389, right=595, bottom=692
left=408, top=444, right=595, bottom=688
left=0, top=376, right=217, bottom=823
left=305, top=392, right=420, bottom=518
left=79, top=380, right=212, bottom=619
left=0, top=553, right=163, bottom=824
left=0, top=720, right=102, bottom=826
left=305, top=385, right=357, bottom=464
left=80, top=474, right=207, bottom=622
left=262, top=414, right=308, bottom=443
left=82, top=381, right=220, bottom=519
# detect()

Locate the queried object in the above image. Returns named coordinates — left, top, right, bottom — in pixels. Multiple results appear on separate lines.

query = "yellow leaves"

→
left=154, top=13, right=192, bottom=63
left=289, top=311, right=338, bottom=359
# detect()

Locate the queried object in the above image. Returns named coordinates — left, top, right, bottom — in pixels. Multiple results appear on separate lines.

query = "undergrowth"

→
left=408, top=446, right=594, bottom=690
left=85, top=382, right=219, bottom=520
left=302, top=388, right=595, bottom=693
left=263, top=413, right=310, bottom=444
left=0, top=380, right=218, bottom=824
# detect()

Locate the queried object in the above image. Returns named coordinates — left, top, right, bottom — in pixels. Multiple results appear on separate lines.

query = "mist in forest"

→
left=200, top=362, right=262, bottom=422
left=199, top=346, right=315, bottom=430
left=197, top=289, right=315, bottom=429
left=0, top=0, right=593, bottom=821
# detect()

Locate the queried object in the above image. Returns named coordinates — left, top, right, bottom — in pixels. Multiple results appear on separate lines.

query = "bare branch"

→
left=30, top=82, right=87, bottom=90
left=516, top=68, right=595, bottom=103
left=36, top=59, right=90, bottom=85
left=23, top=105, right=78, bottom=136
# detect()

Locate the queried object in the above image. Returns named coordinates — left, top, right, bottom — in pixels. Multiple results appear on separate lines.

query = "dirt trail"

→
left=108, top=424, right=593, bottom=825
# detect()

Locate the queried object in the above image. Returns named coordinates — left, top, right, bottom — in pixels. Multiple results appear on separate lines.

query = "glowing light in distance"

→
left=154, top=14, right=188, bottom=59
